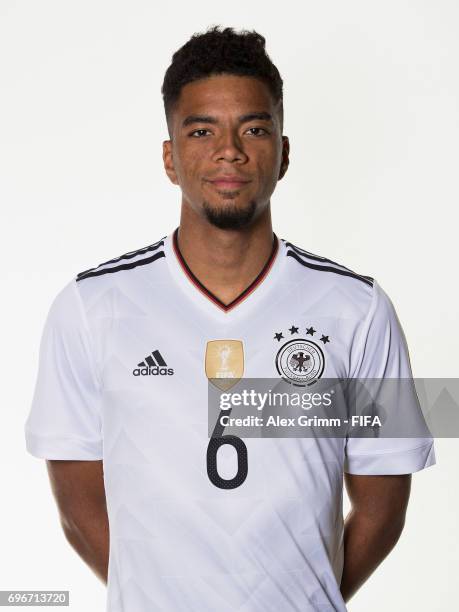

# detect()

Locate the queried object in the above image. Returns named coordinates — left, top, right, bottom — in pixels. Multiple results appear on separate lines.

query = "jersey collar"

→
left=163, top=227, right=286, bottom=320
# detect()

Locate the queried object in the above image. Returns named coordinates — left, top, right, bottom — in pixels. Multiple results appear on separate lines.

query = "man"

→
left=25, top=26, right=435, bottom=611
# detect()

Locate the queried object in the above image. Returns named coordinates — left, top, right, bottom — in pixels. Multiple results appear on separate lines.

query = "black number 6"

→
left=206, top=409, right=248, bottom=489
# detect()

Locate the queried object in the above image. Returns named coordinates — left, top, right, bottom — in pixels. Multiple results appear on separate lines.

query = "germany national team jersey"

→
left=25, top=229, right=435, bottom=612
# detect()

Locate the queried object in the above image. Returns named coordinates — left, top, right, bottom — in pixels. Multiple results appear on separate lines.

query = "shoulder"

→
left=74, top=235, right=167, bottom=284
left=43, top=236, right=168, bottom=333
left=280, top=237, right=376, bottom=315
left=282, top=237, right=374, bottom=288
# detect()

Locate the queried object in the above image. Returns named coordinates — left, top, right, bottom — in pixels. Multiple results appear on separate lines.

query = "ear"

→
left=162, top=140, right=179, bottom=185
left=278, top=135, right=290, bottom=181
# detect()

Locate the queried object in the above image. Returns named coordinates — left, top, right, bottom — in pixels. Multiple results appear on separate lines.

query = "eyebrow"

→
left=182, top=112, right=273, bottom=128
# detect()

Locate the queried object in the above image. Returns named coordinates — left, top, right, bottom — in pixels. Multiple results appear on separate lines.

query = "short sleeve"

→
left=24, top=279, right=103, bottom=460
left=344, top=279, right=435, bottom=475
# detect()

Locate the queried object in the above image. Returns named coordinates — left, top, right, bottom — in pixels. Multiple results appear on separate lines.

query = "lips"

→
left=206, top=176, right=251, bottom=189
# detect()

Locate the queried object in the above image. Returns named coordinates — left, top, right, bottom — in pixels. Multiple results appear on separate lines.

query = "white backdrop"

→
left=1, top=1, right=457, bottom=610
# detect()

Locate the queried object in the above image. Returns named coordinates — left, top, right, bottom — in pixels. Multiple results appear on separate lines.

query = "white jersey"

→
left=25, top=230, right=435, bottom=612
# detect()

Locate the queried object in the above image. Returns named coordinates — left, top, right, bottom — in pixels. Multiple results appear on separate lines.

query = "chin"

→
left=202, top=199, right=257, bottom=230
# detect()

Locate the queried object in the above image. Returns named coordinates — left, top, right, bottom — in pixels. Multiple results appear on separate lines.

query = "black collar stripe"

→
left=76, top=250, right=165, bottom=282
left=172, top=228, right=279, bottom=312
left=77, top=237, right=166, bottom=279
left=286, top=250, right=373, bottom=287
left=285, top=241, right=373, bottom=283
left=285, top=240, right=372, bottom=278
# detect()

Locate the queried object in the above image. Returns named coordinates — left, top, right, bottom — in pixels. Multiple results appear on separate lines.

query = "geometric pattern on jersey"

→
left=24, top=228, right=435, bottom=612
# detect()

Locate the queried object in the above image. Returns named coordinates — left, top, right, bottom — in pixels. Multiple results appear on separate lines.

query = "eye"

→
left=246, top=127, right=269, bottom=136
left=189, top=129, right=211, bottom=137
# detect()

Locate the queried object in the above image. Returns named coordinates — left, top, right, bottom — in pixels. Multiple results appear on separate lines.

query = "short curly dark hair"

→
left=161, top=25, right=284, bottom=134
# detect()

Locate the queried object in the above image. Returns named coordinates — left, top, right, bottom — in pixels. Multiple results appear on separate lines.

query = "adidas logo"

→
left=133, top=350, right=174, bottom=376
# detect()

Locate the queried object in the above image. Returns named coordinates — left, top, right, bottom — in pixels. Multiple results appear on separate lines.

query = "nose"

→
left=212, top=130, right=248, bottom=164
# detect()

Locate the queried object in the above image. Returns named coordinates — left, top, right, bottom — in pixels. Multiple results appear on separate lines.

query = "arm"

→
left=340, top=473, right=411, bottom=603
left=46, top=459, right=109, bottom=585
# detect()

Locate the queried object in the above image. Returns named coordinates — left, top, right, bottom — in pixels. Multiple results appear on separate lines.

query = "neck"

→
left=176, top=203, right=275, bottom=306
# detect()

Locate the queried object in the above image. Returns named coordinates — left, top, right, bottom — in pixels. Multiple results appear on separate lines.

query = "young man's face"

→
left=163, top=74, right=289, bottom=230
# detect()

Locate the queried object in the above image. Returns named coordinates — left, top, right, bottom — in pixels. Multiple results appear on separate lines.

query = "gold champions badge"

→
left=205, top=340, right=244, bottom=391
